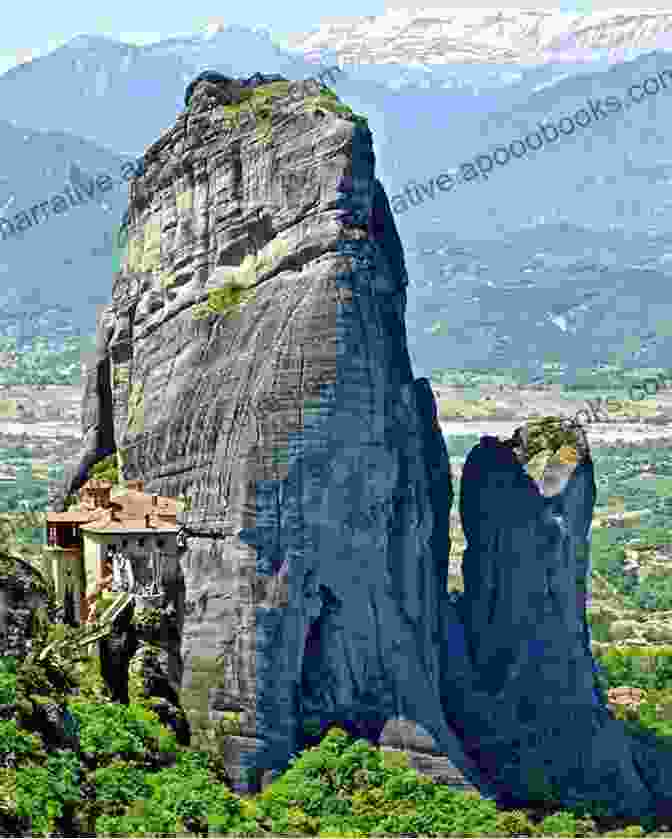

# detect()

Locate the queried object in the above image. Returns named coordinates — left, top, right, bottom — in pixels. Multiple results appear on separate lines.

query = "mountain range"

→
left=3, top=10, right=672, bottom=381
left=280, top=8, right=672, bottom=65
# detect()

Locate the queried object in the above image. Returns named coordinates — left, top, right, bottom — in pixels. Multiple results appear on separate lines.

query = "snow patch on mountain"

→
left=284, top=8, right=672, bottom=66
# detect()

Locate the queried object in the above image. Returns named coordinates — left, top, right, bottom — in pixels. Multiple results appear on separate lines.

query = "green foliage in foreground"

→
left=2, top=651, right=672, bottom=836
left=68, top=698, right=179, bottom=757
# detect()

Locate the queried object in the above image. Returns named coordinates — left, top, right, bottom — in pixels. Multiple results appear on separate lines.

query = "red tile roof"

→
left=80, top=503, right=178, bottom=533
left=109, top=489, right=178, bottom=514
left=50, top=488, right=179, bottom=532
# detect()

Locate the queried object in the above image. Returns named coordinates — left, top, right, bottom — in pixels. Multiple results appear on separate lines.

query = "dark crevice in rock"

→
left=176, top=525, right=233, bottom=542
left=147, top=465, right=197, bottom=482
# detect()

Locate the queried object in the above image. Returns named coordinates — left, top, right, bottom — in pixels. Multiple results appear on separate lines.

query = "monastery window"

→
left=138, top=538, right=145, bottom=547
left=122, top=539, right=129, bottom=548
left=63, top=525, right=79, bottom=547
left=157, top=539, right=165, bottom=548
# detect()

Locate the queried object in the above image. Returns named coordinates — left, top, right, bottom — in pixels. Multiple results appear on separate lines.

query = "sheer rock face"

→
left=52, top=73, right=672, bottom=812
left=0, top=554, right=50, bottom=658
left=453, top=431, right=672, bottom=816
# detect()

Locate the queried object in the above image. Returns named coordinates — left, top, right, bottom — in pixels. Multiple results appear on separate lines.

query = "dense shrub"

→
left=0, top=672, right=16, bottom=705
left=537, top=809, right=598, bottom=836
left=94, top=750, right=243, bottom=836
left=594, top=646, right=672, bottom=692
left=2, top=682, right=672, bottom=836
left=0, top=707, right=664, bottom=835
left=0, top=655, right=16, bottom=675
left=93, top=758, right=153, bottom=803
left=0, top=749, right=81, bottom=835
left=68, top=697, right=178, bottom=760
left=246, top=727, right=580, bottom=837
left=0, top=655, right=16, bottom=704
left=0, top=718, right=44, bottom=762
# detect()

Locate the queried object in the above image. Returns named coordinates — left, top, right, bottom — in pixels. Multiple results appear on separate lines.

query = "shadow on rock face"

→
left=98, top=599, right=136, bottom=705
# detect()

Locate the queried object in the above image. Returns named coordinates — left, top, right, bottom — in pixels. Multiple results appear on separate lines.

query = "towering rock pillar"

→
left=453, top=423, right=672, bottom=816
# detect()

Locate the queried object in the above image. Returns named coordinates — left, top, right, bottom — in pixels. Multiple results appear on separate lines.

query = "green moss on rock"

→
left=127, top=382, right=145, bottom=434
left=304, top=92, right=368, bottom=127
left=179, top=655, right=227, bottom=739
left=215, top=710, right=242, bottom=735
left=520, top=416, right=583, bottom=459
left=216, top=79, right=368, bottom=141
left=192, top=239, right=289, bottom=320
left=219, top=81, right=291, bottom=131
left=192, top=284, right=256, bottom=321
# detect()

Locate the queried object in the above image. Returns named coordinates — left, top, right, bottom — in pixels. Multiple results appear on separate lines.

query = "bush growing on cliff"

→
left=0, top=654, right=17, bottom=703
left=0, top=747, right=81, bottom=835
left=192, top=283, right=256, bottom=320
left=94, top=749, right=244, bottom=836
left=0, top=718, right=44, bottom=762
left=89, top=454, right=119, bottom=484
left=69, top=698, right=179, bottom=761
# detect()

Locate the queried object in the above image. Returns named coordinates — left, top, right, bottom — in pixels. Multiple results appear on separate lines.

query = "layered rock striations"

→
left=51, top=72, right=672, bottom=814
